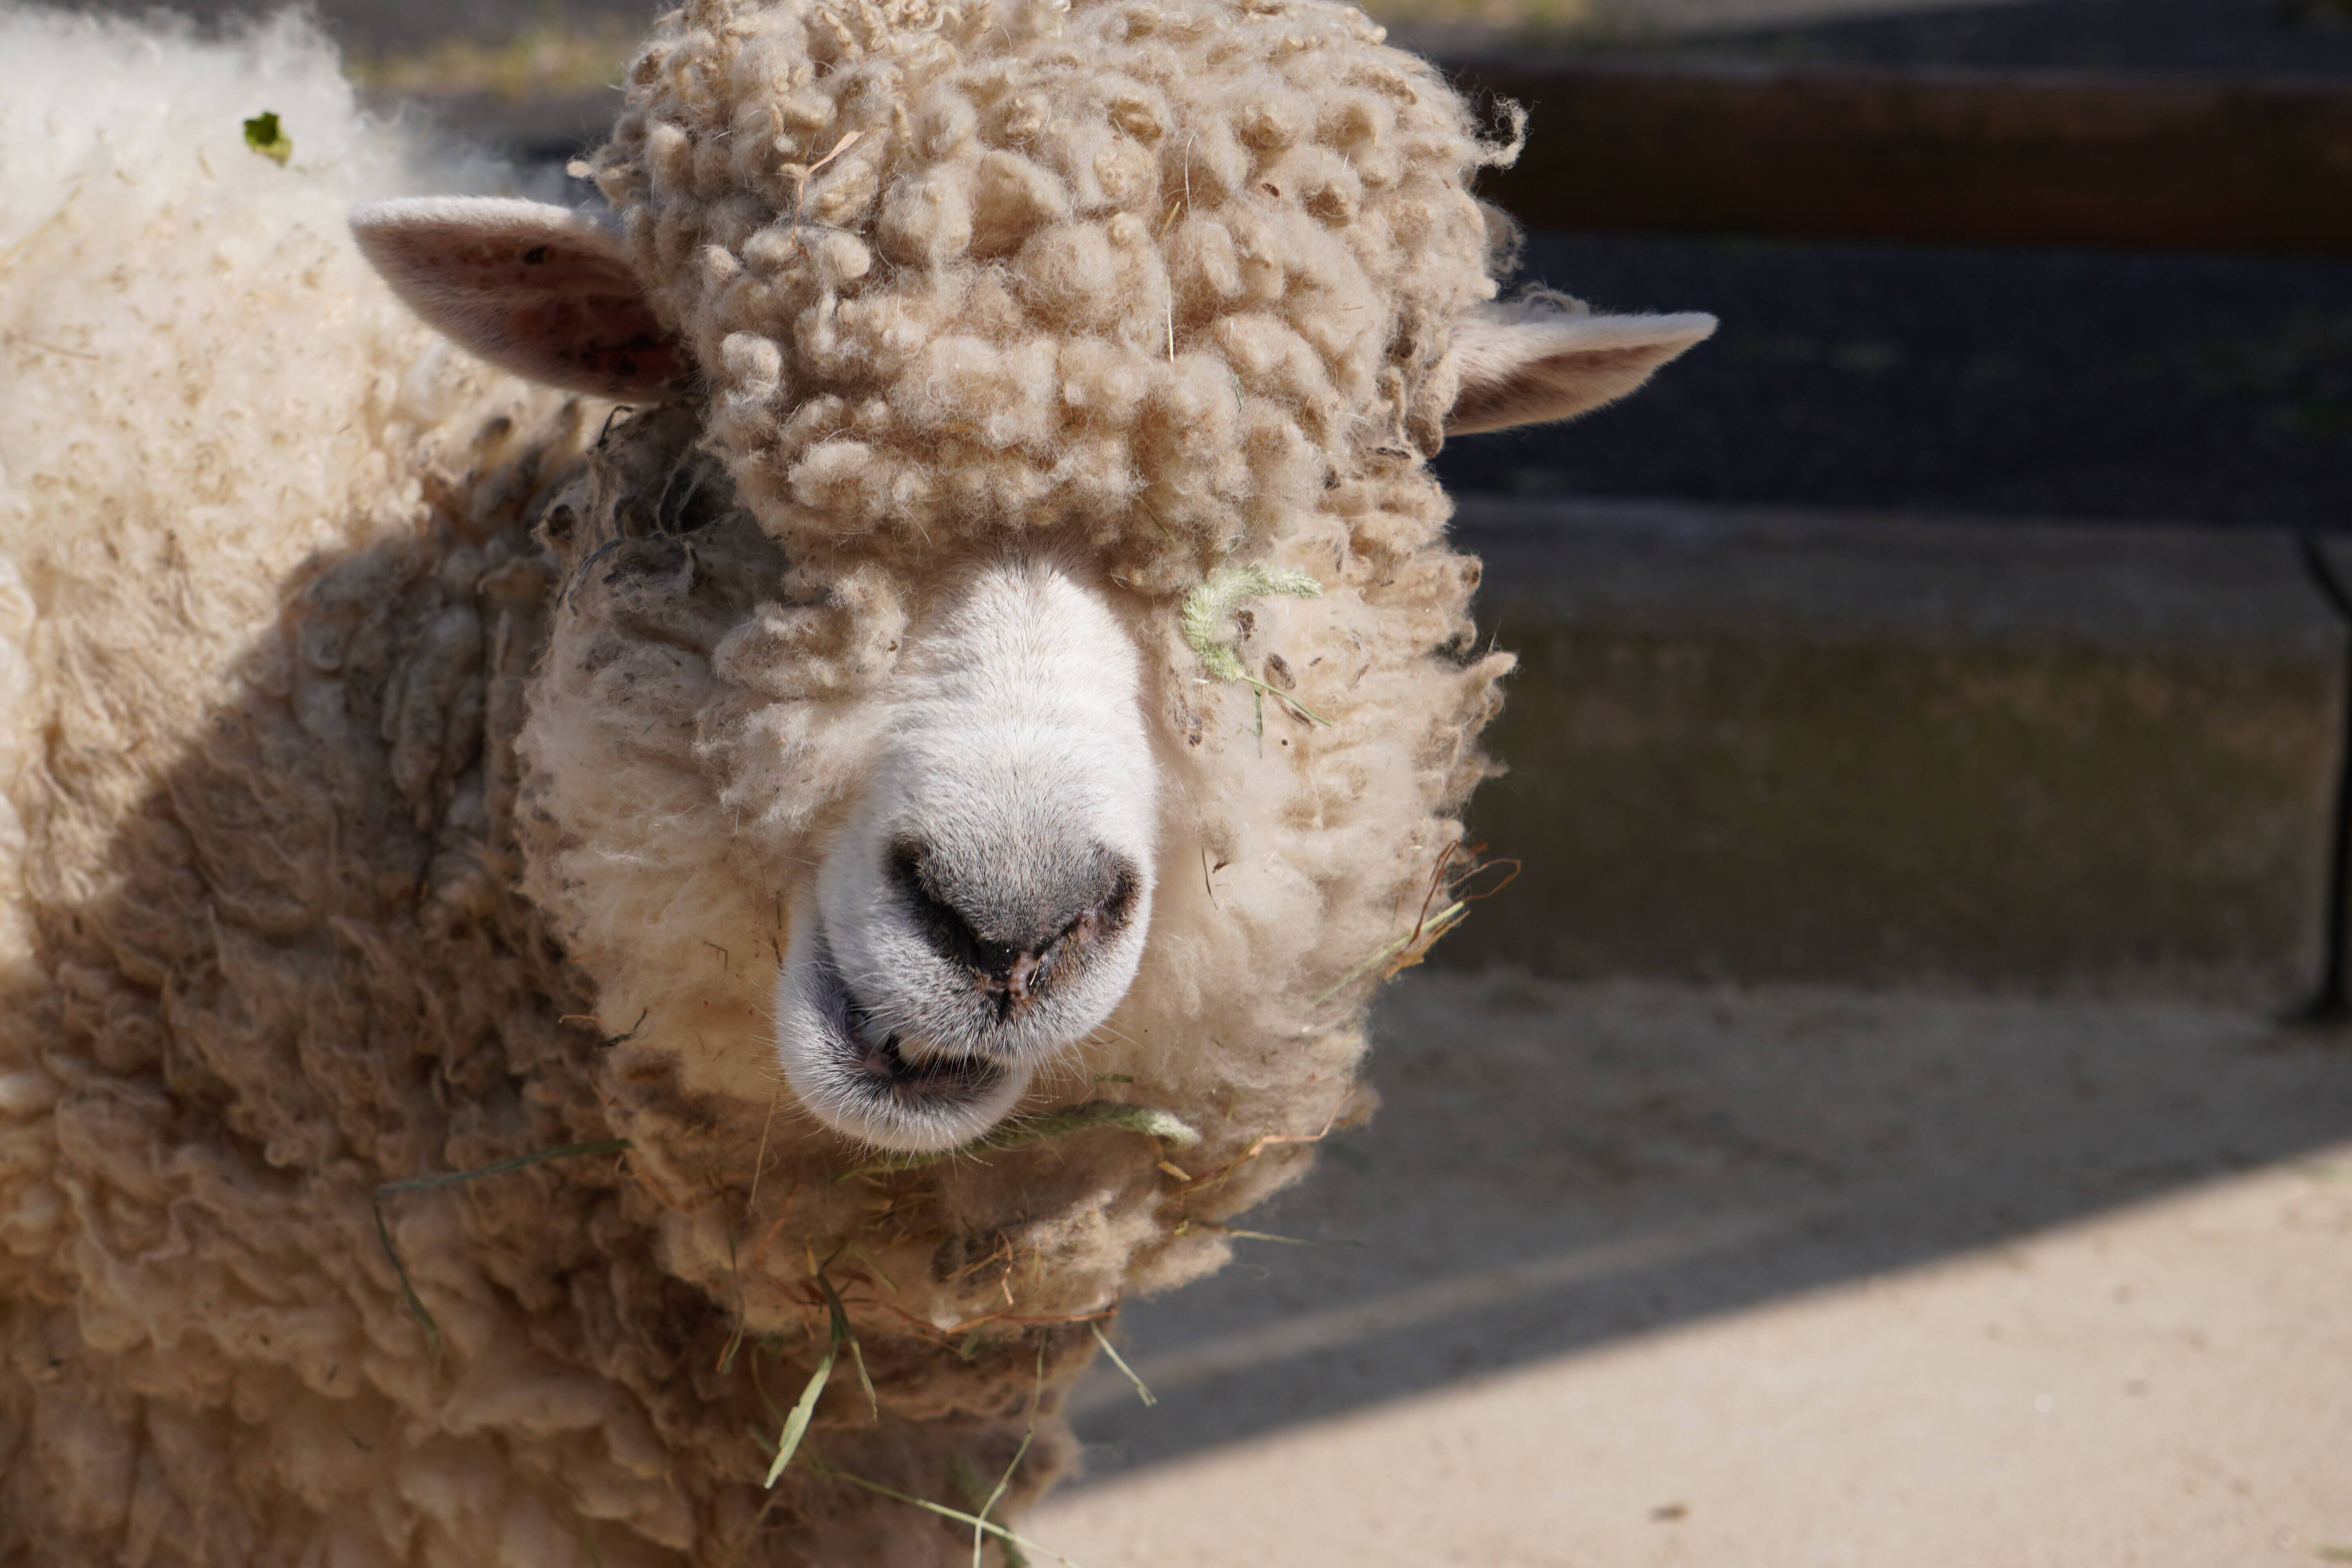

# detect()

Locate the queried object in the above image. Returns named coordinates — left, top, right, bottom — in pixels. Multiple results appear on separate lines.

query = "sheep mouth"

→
left=836, top=989, right=1010, bottom=1105
left=776, top=921, right=1032, bottom=1151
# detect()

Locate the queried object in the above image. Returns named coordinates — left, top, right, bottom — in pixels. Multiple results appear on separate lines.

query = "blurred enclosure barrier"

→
left=1439, top=499, right=2351, bottom=1007
left=1456, top=59, right=2352, bottom=255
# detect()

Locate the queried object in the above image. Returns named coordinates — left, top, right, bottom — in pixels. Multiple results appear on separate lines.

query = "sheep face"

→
left=779, top=555, right=1159, bottom=1150
left=347, top=0, right=1719, bottom=1163
left=352, top=215, right=1712, bottom=1162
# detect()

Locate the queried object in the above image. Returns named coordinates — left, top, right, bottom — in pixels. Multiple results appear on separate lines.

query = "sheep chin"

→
left=774, top=917, right=1033, bottom=1153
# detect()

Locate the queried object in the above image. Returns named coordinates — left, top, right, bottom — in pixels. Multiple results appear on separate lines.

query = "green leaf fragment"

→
left=243, top=111, right=292, bottom=165
left=1180, top=563, right=1322, bottom=684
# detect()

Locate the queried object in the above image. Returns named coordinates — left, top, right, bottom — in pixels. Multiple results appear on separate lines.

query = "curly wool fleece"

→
left=0, top=0, right=1584, bottom=1563
left=592, top=0, right=1518, bottom=590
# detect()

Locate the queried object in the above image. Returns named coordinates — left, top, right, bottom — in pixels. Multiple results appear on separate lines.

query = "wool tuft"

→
left=590, top=0, right=1517, bottom=592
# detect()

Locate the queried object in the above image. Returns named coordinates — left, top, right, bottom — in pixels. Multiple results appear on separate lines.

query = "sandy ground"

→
left=1024, top=971, right=2352, bottom=1567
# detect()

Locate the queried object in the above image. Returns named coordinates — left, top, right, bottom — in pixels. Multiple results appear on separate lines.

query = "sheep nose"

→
left=887, top=839, right=1140, bottom=1011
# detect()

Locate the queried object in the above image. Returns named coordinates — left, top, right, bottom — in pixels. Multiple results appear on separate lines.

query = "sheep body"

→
left=0, top=1, right=1651, bottom=1562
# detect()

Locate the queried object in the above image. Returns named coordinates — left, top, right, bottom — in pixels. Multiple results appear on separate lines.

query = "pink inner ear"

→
left=1442, top=310, right=1719, bottom=437
left=355, top=200, right=684, bottom=399
left=1448, top=344, right=1668, bottom=436
left=495, top=296, right=683, bottom=400
left=434, top=235, right=682, bottom=400
left=449, top=236, right=643, bottom=295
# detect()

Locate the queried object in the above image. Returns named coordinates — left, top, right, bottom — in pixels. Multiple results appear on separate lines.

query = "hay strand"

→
left=763, top=1267, right=860, bottom=1486
left=1089, top=1322, right=1157, bottom=1408
left=808, top=1461, right=1082, bottom=1568
left=833, top=1101, right=1200, bottom=1183
left=1170, top=1113, right=1339, bottom=1200
left=372, top=1139, right=632, bottom=1360
left=1314, top=841, right=1521, bottom=1004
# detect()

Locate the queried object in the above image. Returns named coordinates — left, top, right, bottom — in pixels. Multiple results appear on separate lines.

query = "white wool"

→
left=0, top=5, right=554, bottom=897
left=0, top=9, right=605, bottom=1560
left=0, top=555, right=34, bottom=969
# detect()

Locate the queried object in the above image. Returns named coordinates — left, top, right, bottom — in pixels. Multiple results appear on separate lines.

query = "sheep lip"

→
left=843, top=998, right=1001, bottom=1094
left=848, top=1024, right=1008, bottom=1103
left=810, top=938, right=1006, bottom=1106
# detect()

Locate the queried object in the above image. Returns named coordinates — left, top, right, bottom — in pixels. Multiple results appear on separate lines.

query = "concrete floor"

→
left=1024, top=971, right=2352, bottom=1566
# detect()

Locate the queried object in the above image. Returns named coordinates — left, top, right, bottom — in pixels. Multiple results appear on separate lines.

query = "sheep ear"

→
left=350, top=197, right=682, bottom=399
left=1444, top=305, right=1717, bottom=436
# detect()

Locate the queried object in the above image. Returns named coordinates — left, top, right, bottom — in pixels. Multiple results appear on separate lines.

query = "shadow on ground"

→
left=1065, top=969, right=2352, bottom=1479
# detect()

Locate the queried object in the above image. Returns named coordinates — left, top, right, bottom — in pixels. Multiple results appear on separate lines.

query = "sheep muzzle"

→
left=772, top=554, right=1160, bottom=1151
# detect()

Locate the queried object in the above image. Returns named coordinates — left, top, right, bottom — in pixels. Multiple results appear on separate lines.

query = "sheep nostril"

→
left=888, top=840, right=987, bottom=971
left=887, top=837, right=1140, bottom=1009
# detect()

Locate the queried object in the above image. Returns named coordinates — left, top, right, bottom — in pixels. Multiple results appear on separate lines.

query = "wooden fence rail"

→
left=1450, top=59, right=2352, bottom=254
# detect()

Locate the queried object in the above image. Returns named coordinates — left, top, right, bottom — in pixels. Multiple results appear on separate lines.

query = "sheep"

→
left=0, top=0, right=1713, bottom=1563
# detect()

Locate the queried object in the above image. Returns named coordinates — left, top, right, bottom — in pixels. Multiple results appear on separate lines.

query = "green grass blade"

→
left=971, top=1350, right=1046, bottom=1568
left=809, top=1463, right=1080, bottom=1568
left=1311, top=901, right=1469, bottom=1004
left=816, top=1271, right=879, bottom=1420
left=764, top=1341, right=836, bottom=1487
left=1089, top=1323, right=1156, bottom=1408
left=378, top=1139, right=633, bottom=1198
left=975, top=1424, right=1036, bottom=1568
left=371, top=1198, right=444, bottom=1361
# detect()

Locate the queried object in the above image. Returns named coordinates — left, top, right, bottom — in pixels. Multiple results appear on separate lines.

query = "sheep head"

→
left=350, top=0, right=1714, bottom=1168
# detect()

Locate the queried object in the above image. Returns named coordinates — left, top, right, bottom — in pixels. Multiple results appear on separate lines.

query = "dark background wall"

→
left=101, top=0, right=2352, bottom=532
